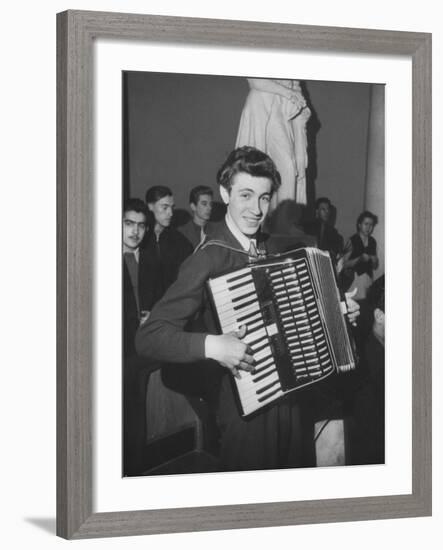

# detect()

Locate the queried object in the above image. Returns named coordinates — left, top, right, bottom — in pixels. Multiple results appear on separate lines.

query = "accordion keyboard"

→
left=208, top=249, right=354, bottom=416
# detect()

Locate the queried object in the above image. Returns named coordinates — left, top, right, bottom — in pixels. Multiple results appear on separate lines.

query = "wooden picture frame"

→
left=56, top=9, right=432, bottom=539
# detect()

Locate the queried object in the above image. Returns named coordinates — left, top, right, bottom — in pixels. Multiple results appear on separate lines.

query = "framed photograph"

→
left=57, top=10, right=431, bottom=539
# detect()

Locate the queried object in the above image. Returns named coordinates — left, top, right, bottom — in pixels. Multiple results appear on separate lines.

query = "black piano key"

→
left=233, top=298, right=257, bottom=311
left=235, top=308, right=261, bottom=325
left=250, top=341, right=270, bottom=354
left=226, top=279, right=253, bottom=293
left=245, top=331, right=267, bottom=348
left=256, top=378, right=280, bottom=395
left=224, top=270, right=252, bottom=284
left=253, top=368, right=277, bottom=384
left=253, top=362, right=275, bottom=376
left=257, top=386, right=282, bottom=403
left=231, top=290, right=257, bottom=304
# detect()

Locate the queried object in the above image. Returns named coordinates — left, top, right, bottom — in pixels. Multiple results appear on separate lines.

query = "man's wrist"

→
left=204, top=334, right=217, bottom=360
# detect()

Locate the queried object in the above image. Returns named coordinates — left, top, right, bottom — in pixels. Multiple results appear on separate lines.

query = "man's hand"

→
left=345, top=288, right=360, bottom=326
left=205, top=325, right=255, bottom=378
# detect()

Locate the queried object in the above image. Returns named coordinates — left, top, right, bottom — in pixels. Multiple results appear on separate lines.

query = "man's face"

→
left=191, top=193, right=213, bottom=223
left=316, top=202, right=330, bottom=223
left=220, top=173, right=272, bottom=236
left=123, top=210, right=147, bottom=251
left=148, top=195, right=174, bottom=230
left=358, top=217, right=374, bottom=237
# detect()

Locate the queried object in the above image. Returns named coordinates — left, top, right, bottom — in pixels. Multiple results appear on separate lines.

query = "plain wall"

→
left=125, top=72, right=375, bottom=248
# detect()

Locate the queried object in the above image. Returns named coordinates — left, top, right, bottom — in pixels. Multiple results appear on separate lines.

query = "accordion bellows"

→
left=207, top=248, right=355, bottom=417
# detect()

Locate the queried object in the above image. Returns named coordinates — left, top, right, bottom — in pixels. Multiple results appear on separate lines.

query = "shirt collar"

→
left=123, top=246, right=140, bottom=262
left=225, top=212, right=256, bottom=252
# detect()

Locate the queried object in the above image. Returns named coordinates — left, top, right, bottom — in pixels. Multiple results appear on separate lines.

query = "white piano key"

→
left=222, top=312, right=263, bottom=334
left=218, top=301, right=260, bottom=325
left=210, top=267, right=251, bottom=286
left=212, top=282, right=256, bottom=305
left=256, top=372, right=280, bottom=392
left=243, top=326, right=267, bottom=345
left=254, top=355, right=274, bottom=369
left=252, top=365, right=277, bottom=383
left=235, top=368, right=279, bottom=399
left=247, top=319, right=264, bottom=333
left=239, top=379, right=281, bottom=405
left=237, top=377, right=279, bottom=402
left=256, top=385, right=284, bottom=405
left=253, top=345, right=272, bottom=362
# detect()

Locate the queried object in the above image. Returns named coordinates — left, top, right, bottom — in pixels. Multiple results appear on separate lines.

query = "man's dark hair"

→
left=216, top=146, right=281, bottom=194
left=356, top=210, right=378, bottom=230
left=145, top=185, right=173, bottom=204
left=189, top=185, right=213, bottom=205
left=315, top=197, right=332, bottom=210
left=123, top=198, right=148, bottom=219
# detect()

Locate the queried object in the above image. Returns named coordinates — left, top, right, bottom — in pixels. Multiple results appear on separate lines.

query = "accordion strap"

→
left=196, top=239, right=266, bottom=261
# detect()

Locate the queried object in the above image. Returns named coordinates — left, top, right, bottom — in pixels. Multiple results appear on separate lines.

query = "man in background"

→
left=144, top=185, right=193, bottom=304
left=178, top=185, right=214, bottom=248
left=123, top=198, right=155, bottom=354
left=304, top=197, right=343, bottom=263
left=122, top=198, right=158, bottom=476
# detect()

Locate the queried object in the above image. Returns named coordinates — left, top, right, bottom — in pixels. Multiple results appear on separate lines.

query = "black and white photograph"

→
left=1, top=0, right=438, bottom=545
left=122, top=72, right=386, bottom=478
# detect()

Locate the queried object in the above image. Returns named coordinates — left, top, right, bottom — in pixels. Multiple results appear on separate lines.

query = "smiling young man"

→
left=136, top=147, right=307, bottom=472
left=136, top=147, right=358, bottom=472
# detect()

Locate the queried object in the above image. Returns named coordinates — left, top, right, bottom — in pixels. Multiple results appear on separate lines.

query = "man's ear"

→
left=190, top=202, right=196, bottom=214
left=147, top=202, right=154, bottom=212
left=219, top=186, right=230, bottom=205
left=374, top=308, right=385, bottom=325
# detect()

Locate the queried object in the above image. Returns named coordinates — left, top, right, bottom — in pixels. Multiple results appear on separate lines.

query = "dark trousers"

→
left=216, top=375, right=304, bottom=472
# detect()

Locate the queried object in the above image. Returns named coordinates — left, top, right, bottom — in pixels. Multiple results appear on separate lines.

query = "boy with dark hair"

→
left=122, top=198, right=157, bottom=476
left=143, top=185, right=193, bottom=304
left=136, top=147, right=358, bottom=472
left=123, top=198, right=153, bottom=354
left=179, top=185, right=214, bottom=248
left=304, top=196, right=343, bottom=261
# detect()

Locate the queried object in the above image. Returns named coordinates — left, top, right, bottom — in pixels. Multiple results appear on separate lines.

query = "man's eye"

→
left=261, top=196, right=271, bottom=203
left=241, top=193, right=251, bottom=199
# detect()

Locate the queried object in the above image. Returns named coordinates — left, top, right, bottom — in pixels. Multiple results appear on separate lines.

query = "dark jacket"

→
left=123, top=248, right=160, bottom=357
left=141, top=227, right=193, bottom=306
left=304, top=219, right=343, bottom=258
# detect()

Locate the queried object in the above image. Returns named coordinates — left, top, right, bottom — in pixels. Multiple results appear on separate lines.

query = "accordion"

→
left=207, top=248, right=355, bottom=417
